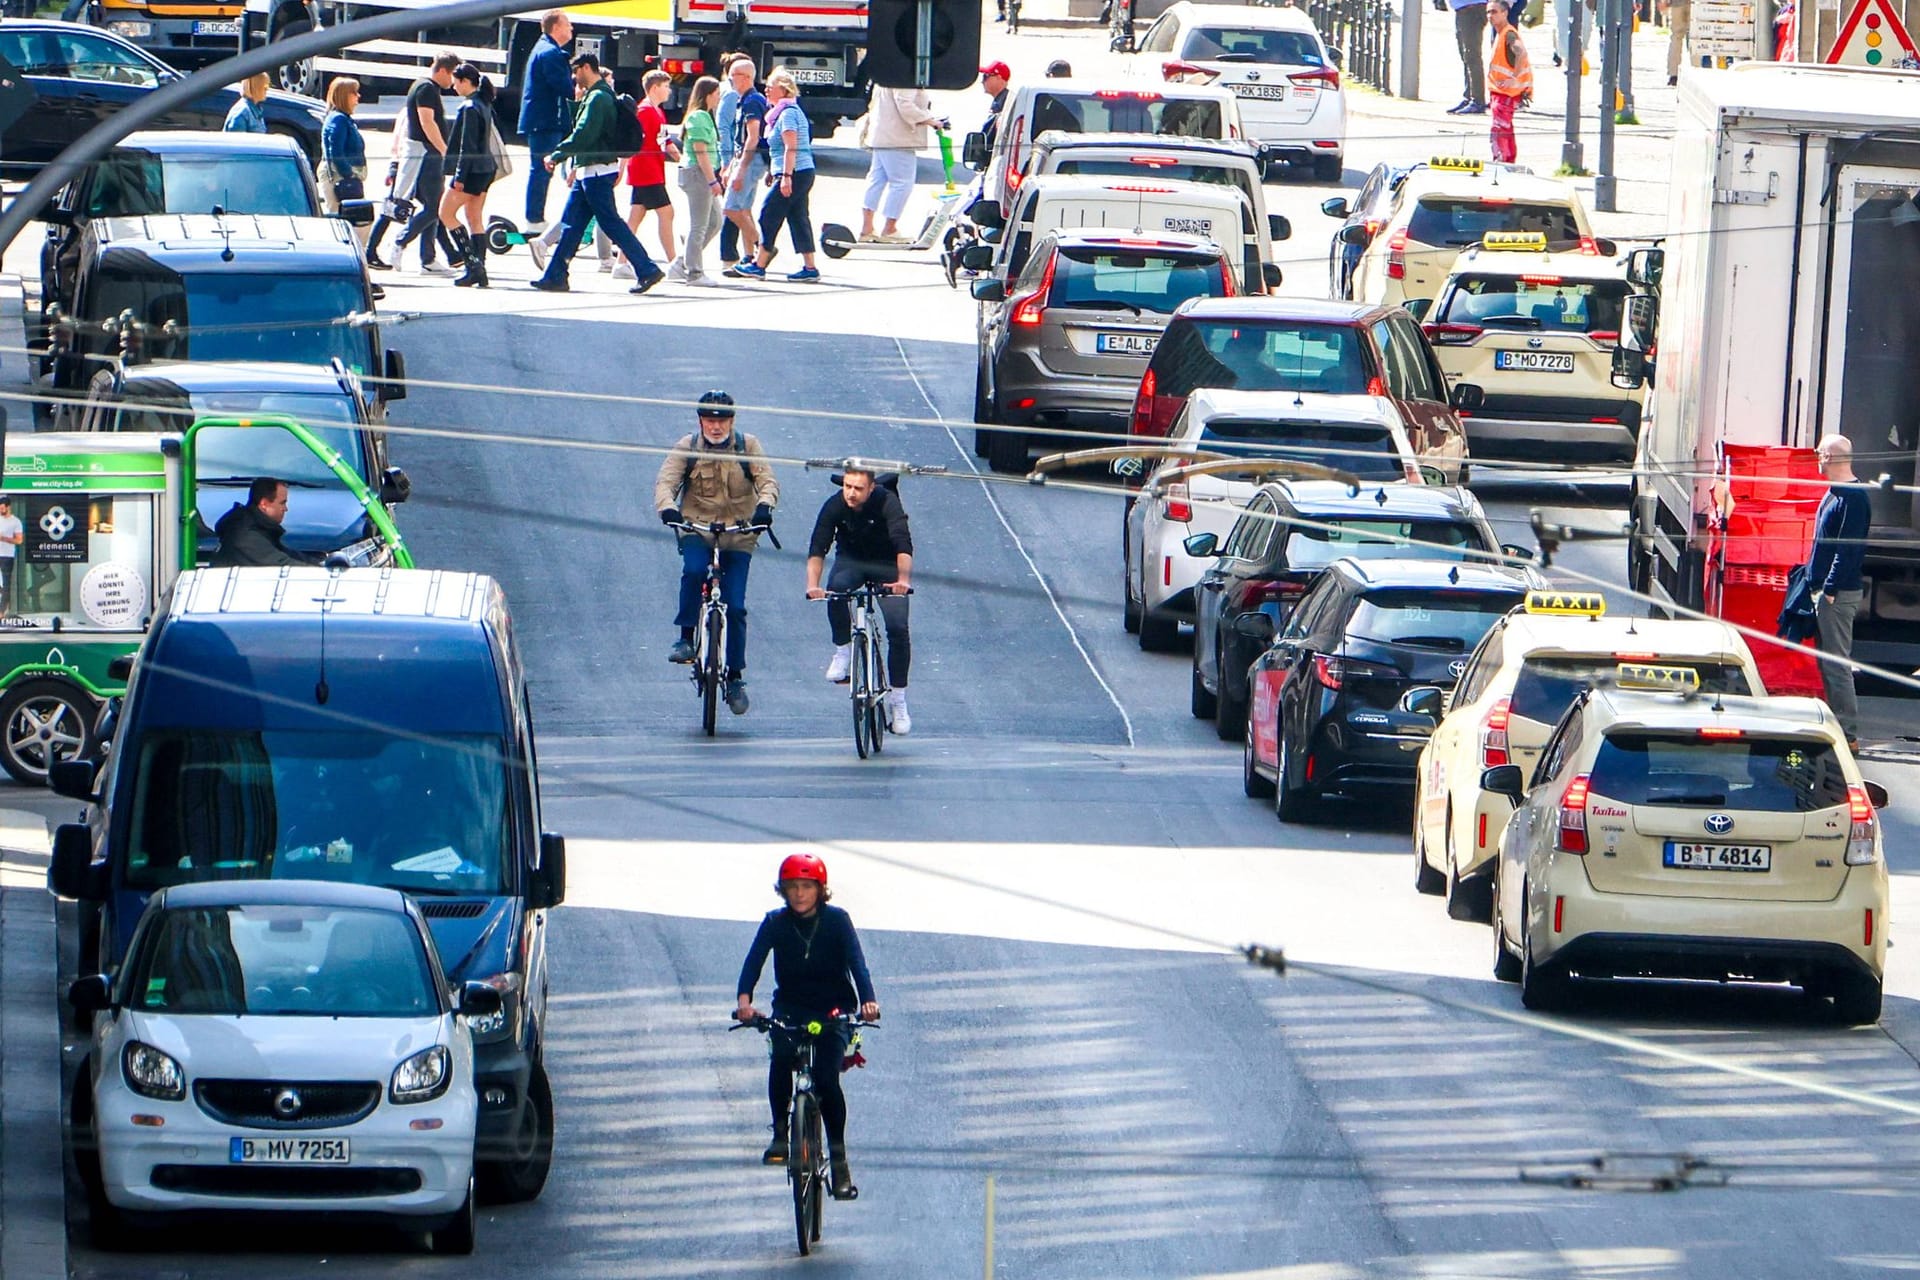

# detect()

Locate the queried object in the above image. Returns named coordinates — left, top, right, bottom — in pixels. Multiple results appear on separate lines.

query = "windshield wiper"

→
left=1058, top=300, right=1145, bottom=315
left=1648, top=793, right=1728, bottom=806
left=1480, top=315, right=1545, bottom=329
left=1390, top=635, right=1467, bottom=651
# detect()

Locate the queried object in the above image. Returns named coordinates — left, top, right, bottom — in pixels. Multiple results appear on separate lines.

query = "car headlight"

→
left=122, top=1041, right=184, bottom=1101
left=390, top=1046, right=451, bottom=1104
left=465, top=972, right=521, bottom=1043
left=107, top=20, right=151, bottom=35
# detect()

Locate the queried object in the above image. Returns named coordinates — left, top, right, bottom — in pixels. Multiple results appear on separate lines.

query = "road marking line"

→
left=891, top=336, right=1135, bottom=748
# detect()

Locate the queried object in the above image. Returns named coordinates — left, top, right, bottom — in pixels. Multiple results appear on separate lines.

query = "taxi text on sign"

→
left=1826, top=0, right=1920, bottom=67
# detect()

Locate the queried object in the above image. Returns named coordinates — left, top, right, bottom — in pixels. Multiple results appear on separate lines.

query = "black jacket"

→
left=738, top=905, right=876, bottom=1015
left=210, top=503, right=315, bottom=568
left=809, top=485, right=912, bottom=564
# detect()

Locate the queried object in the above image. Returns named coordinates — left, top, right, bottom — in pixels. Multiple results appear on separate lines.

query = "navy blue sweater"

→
left=1809, top=484, right=1871, bottom=594
left=738, top=905, right=876, bottom=1015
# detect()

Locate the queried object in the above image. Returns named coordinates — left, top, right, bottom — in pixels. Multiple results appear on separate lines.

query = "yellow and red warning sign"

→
left=1827, top=0, right=1920, bottom=67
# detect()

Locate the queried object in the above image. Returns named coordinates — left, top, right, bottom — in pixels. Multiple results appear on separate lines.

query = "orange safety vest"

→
left=1488, top=29, right=1534, bottom=98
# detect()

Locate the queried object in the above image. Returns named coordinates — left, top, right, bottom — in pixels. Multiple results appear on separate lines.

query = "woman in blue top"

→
left=319, top=78, right=368, bottom=215
left=735, top=68, right=820, bottom=282
left=223, top=73, right=268, bottom=134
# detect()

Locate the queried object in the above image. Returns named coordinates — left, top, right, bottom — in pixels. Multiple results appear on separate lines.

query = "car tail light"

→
left=1366, top=375, right=1387, bottom=396
left=1363, top=218, right=1381, bottom=237
left=1246, top=578, right=1305, bottom=609
left=1314, top=654, right=1389, bottom=689
left=1129, top=155, right=1177, bottom=166
left=1587, top=330, right=1619, bottom=344
left=1163, top=59, right=1205, bottom=79
left=1520, top=274, right=1563, bottom=285
left=1866, top=908, right=1876, bottom=947
left=1009, top=252, right=1057, bottom=327
left=1220, top=261, right=1237, bottom=296
left=1423, top=322, right=1483, bottom=345
left=1578, top=235, right=1600, bottom=255
left=660, top=57, right=704, bottom=75
left=1480, top=697, right=1510, bottom=767
left=1097, top=89, right=1161, bottom=99
left=1162, top=482, right=1192, bottom=523
left=1289, top=66, right=1341, bottom=91
left=1613, top=652, right=1657, bottom=661
left=1131, top=369, right=1158, bottom=437
left=1846, top=783, right=1879, bottom=866
left=1696, top=727, right=1744, bottom=739
left=1386, top=228, right=1408, bottom=279
left=1555, top=773, right=1591, bottom=853
left=1107, top=184, right=1178, bottom=194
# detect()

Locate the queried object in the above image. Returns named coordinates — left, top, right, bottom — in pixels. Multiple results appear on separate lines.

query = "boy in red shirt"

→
left=621, top=69, right=681, bottom=278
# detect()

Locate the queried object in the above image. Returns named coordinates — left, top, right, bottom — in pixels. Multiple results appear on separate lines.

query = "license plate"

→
left=229, top=1137, right=350, bottom=1164
left=1230, top=82, right=1286, bottom=100
left=787, top=67, right=838, bottom=85
left=1096, top=331, right=1157, bottom=355
left=1664, top=841, right=1772, bottom=872
left=1163, top=216, right=1214, bottom=236
left=194, top=19, right=239, bottom=33
left=1494, top=350, right=1575, bottom=373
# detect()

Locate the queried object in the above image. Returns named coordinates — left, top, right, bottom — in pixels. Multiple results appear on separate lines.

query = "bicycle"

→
left=667, top=519, right=778, bottom=736
left=730, top=1012, right=877, bottom=1256
left=814, top=581, right=912, bottom=759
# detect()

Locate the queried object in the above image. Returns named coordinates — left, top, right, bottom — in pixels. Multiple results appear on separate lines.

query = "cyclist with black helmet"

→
left=736, top=853, right=879, bottom=1199
left=654, top=390, right=780, bottom=715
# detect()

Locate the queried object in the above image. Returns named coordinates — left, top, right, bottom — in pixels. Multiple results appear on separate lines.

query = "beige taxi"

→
left=1412, top=591, right=1764, bottom=921
left=1342, top=157, right=1601, bottom=311
left=1483, top=665, right=1890, bottom=1023
left=1423, top=233, right=1645, bottom=463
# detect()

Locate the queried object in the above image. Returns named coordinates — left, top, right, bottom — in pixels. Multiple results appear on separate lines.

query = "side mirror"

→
left=1182, top=531, right=1219, bottom=558
left=1480, top=763, right=1526, bottom=803
left=1449, top=382, right=1484, bottom=412
left=1267, top=213, right=1291, bottom=242
left=969, top=199, right=1005, bottom=230
left=1621, top=293, right=1658, bottom=353
left=1402, top=686, right=1444, bottom=719
left=1625, top=245, right=1665, bottom=289
left=970, top=277, right=1006, bottom=303
left=1261, top=262, right=1283, bottom=290
left=334, top=199, right=375, bottom=227
left=1593, top=236, right=1618, bottom=256
left=106, top=654, right=134, bottom=681
left=380, top=348, right=407, bottom=402
left=1327, top=45, right=1345, bottom=67
left=1234, top=610, right=1277, bottom=640
left=1337, top=224, right=1371, bottom=246
left=68, top=973, right=112, bottom=1015
left=1320, top=196, right=1351, bottom=219
left=959, top=243, right=997, bottom=271
left=49, top=758, right=98, bottom=802
left=458, top=981, right=504, bottom=1019
left=1404, top=296, right=1432, bottom=321
left=1500, top=543, right=1537, bottom=562
left=48, top=823, right=101, bottom=900
left=380, top=465, right=411, bottom=505
left=1611, top=345, right=1649, bottom=390
left=979, top=226, right=1002, bottom=244
left=1110, top=456, right=1146, bottom=479
left=530, top=831, right=567, bottom=909
left=1864, top=779, right=1891, bottom=808
left=39, top=206, right=76, bottom=228
left=962, top=132, right=989, bottom=168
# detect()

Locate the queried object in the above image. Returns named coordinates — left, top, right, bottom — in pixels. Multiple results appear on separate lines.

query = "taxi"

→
left=1422, top=234, right=1644, bottom=462
left=1484, top=666, right=1889, bottom=1023
left=1411, top=591, right=1763, bottom=922
left=1340, top=156, right=1602, bottom=310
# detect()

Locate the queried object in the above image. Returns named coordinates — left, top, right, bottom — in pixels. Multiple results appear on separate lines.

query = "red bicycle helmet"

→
left=777, top=853, right=828, bottom=887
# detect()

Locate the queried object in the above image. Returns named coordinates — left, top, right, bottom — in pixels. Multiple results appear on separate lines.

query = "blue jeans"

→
left=677, top=539, right=751, bottom=675
left=522, top=129, right=562, bottom=222
left=538, top=172, right=658, bottom=285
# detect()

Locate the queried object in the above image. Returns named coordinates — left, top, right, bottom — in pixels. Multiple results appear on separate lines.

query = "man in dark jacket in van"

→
left=211, top=478, right=318, bottom=569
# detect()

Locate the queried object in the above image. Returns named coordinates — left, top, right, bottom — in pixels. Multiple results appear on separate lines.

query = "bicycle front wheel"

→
left=851, top=636, right=873, bottom=760
left=868, top=632, right=889, bottom=753
left=701, top=609, right=724, bottom=737
left=790, top=1093, right=820, bottom=1256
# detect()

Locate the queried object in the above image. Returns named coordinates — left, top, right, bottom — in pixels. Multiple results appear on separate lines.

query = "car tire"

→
left=1138, top=608, right=1180, bottom=652
left=1519, top=901, right=1572, bottom=1012
left=1213, top=642, right=1247, bottom=741
left=478, top=1059, right=554, bottom=1204
left=1122, top=540, right=1141, bottom=634
left=1444, top=829, right=1492, bottom=923
left=1413, top=806, right=1446, bottom=896
left=69, top=908, right=103, bottom=1033
left=0, top=679, right=98, bottom=786
left=985, top=423, right=1028, bottom=475
left=973, top=359, right=997, bottom=433
left=1242, top=709, right=1275, bottom=799
left=269, top=18, right=322, bottom=98
left=1491, top=870, right=1522, bottom=981
left=1274, top=714, right=1316, bottom=823
left=430, top=1178, right=478, bottom=1255
left=1831, top=972, right=1883, bottom=1025
left=72, top=1075, right=123, bottom=1250
left=1189, top=659, right=1217, bottom=719
left=1314, top=154, right=1343, bottom=183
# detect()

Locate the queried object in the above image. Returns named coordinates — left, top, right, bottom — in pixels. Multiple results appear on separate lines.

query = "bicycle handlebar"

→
left=729, top=1013, right=880, bottom=1034
left=667, top=520, right=782, bottom=550
left=811, top=585, right=914, bottom=600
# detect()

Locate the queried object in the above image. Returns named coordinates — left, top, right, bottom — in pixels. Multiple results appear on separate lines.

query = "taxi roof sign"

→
left=1482, top=231, right=1549, bottom=251
left=1615, top=663, right=1702, bottom=693
left=1523, top=590, right=1606, bottom=617
left=1429, top=156, right=1484, bottom=173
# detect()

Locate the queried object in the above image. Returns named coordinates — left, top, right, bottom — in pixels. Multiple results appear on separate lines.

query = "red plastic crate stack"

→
left=1704, top=445, right=1827, bottom=698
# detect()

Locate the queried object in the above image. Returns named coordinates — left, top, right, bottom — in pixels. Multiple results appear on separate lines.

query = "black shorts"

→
left=452, top=168, right=494, bottom=196
left=631, top=182, right=671, bottom=211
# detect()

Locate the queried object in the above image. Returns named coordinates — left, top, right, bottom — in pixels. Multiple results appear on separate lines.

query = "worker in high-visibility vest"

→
left=1487, top=0, right=1534, bottom=163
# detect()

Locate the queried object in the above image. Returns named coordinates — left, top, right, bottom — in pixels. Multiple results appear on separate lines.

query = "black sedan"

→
left=1244, top=558, right=1531, bottom=820
left=1320, top=162, right=1410, bottom=299
left=0, top=21, right=326, bottom=178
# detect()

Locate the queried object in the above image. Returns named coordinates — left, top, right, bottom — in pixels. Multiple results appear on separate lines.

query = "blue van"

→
left=50, top=566, right=563, bottom=1203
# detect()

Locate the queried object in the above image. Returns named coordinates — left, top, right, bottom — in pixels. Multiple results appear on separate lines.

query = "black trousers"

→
left=1455, top=4, right=1488, bottom=103
left=757, top=167, right=817, bottom=256
left=769, top=1016, right=849, bottom=1150
left=827, top=557, right=910, bottom=686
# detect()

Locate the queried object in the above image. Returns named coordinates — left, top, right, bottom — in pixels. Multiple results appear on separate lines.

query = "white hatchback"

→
left=71, top=880, right=492, bottom=1253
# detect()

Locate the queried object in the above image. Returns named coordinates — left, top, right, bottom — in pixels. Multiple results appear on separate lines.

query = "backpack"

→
left=674, top=434, right=758, bottom=498
left=609, top=92, right=645, bottom=158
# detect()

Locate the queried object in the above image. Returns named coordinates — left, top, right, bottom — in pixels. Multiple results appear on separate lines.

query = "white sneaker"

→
left=612, top=261, right=636, bottom=280
left=885, top=689, right=911, bottom=735
left=824, top=644, right=851, bottom=683
left=528, top=238, right=550, bottom=271
left=597, top=256, right=616, bottom=273
left=420, top=261, right=459, bottom=277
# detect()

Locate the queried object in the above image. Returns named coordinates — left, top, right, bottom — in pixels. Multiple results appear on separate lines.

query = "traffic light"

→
left=864, top=0, right=980, bottom=89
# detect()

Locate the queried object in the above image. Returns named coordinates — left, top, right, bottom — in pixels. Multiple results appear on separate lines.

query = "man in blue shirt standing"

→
left=1806, top=434, right=1873, bottom=745
left=517, top=9, right=574, bottom=232
left=1447, top=0, right=1489, bottom=114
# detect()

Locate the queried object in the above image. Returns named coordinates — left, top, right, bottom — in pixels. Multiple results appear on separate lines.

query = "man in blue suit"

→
left=518, top=9, right=575, bottom=231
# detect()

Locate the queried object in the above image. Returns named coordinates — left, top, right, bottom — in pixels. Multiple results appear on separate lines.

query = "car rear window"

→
left=1180, top=26, right=1325, bottom=64
left=1198, top=418, right=1403, bottom=480
left=1588, top=733, right=1849, bottom=813
left=1050, top=246, right=1228, bottom=313
left=1281, top=517, right=1489, bottom=572
left=1510, top=658, right=1753, bottom=725
left=89, top=151, right=314, bottom=220
left=1348, top=588, right=1525, bottom=651
left=1406, top=199, right=1582, bottom=248
left=1152, top=319, right=1370, bottom=397
left=1029, top=92, right=1225, bottom=139
left=1437, top=275, right=1627, bottom=334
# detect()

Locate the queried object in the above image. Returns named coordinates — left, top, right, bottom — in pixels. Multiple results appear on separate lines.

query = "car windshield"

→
left=92, top=270, right=370, bottom=373
left=1052, top=157, right=1255, bottom=208
left=1029, top=92, right=1225, bottom=139
left=1156, top=320, right=1370, bottom=397
left=1281, top=516, right=1488, bottom=571
left=1180, top=26, right=1325, bottom=64
left=1407, top=199, right=1582, bottom=248
left=88, top=151, right=314, bottom=219
left=125, top=730, right=512, bottom=895
left=125, top=904, right=437, bottom=1019
left=1197, top=418, right=1403, bottom=480
left=1510, top=657, right=1753, bottom=725
left=1588, top=733, right=1849, bottom=813
left=111, top=395, right=363, bottom=487
left=1348, top=588, right=1524, bottom=650
left=1050, top=246, right=1228, bottom=313
left=1438, top=275, right=1627, bottom=333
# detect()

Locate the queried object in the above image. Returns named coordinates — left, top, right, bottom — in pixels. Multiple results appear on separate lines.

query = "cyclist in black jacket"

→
left=806, top=466, right=915, bottom=732
left=736, top=853, right=880, bottom=1198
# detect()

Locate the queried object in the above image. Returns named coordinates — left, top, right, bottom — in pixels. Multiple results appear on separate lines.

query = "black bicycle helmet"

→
left=696, top=389, right=736, bottom=419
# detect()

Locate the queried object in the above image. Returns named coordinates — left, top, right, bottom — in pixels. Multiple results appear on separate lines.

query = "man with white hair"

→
left=1806, top=434, right=1872, bottom=746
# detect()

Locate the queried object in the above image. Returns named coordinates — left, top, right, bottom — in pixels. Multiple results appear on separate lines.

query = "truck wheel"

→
left=479, top=1060, right=553, bottom=1204
left=269, top=19, right=321, bottom=98
left=0, top=680, right=97, bottom=786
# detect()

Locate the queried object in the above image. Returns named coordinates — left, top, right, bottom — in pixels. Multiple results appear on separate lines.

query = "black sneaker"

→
left=630, top=268, right=666, bottom=295
left=529, top=277, right=569, bottom=292
left=725, top=678, right=750, bottom=715
left=365, top=251, right=392, bottom=270
left=829, top=1152, right=857, bottom=1200
left=667, top=639, right=695, bottom=664
left=763, top=1124, right=788, bottom=1165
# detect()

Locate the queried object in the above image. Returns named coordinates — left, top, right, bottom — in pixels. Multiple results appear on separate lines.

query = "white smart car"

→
left=70, top=880, right=493, bottom=1252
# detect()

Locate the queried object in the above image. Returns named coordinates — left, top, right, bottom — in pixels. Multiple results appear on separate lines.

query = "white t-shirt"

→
left=0, top=514, right=22, bottom=560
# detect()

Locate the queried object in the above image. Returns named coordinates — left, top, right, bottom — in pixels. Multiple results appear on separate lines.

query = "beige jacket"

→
left=654, top=431, right=781, bottom=551
left=863, top=86, right=941, bottom=151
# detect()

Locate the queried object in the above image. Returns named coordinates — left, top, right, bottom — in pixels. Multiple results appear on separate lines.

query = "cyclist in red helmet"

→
left=736, top=853, right=879, bottom=1198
